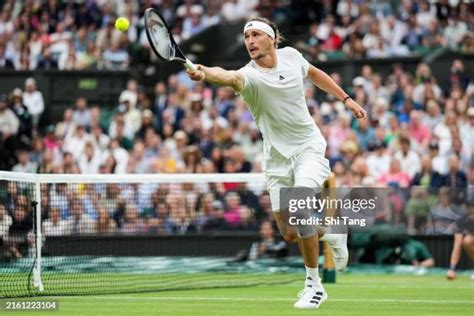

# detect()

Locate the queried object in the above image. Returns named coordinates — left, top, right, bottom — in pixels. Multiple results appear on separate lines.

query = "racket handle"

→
left=183, top=59, right=197, bottom=72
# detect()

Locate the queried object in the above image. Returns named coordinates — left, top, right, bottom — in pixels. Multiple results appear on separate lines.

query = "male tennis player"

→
left=187, top=17, right=366, bottom=309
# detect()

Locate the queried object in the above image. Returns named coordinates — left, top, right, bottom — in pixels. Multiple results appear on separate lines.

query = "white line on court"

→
left=288, top=283, right=474, bottom=290
left=51, top=296, right=474, bottom=304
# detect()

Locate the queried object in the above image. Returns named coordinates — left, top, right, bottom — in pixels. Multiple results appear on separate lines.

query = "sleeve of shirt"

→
left=236, top=66, right=258, bottom=105
left=287, top=47, right=310, bottom=78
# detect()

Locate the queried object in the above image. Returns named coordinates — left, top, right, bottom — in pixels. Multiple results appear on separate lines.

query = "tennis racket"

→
left=144, top=8, right=197, bottom=71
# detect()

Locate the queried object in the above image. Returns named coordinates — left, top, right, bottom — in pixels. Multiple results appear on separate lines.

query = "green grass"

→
left=1, top=274, right=473, bottom=316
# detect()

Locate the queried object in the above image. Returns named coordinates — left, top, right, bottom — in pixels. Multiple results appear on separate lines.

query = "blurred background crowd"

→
left=0, top=0, right=472, bottom=71
left=0, top=0, right=473, bottom=247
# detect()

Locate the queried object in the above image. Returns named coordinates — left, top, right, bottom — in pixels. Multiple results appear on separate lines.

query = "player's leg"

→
left=273, top=211, right=298, bottom=243
left=264, top=148, right=328, bottom=309
left=267, top=176, right=327, bottom=308
left=461, top=234, right=474, bottom=260
left=287, top=191, right=328, bottom=309
left=273, top=210, right=321, bottom=267
left=293, top=145, right=349, bottom=271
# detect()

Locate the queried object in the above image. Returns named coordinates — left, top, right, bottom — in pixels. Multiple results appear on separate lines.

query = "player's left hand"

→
left=345, top=99, right=367, bottom=120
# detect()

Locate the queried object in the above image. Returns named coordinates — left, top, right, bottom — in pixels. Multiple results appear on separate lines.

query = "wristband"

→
left=449, top=264, right=456, bottom=270
left=342, top=96, right=351, bottom=105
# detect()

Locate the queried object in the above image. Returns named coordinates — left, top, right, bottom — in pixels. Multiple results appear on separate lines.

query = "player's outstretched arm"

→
left=187, top=65, right=245, bottom=92
left=307, top=65, right=366, bottom=120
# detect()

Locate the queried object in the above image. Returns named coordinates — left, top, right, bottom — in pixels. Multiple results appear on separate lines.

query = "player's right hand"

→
left=186, top=64, right=206, bottom=82
left=446, top=269, right=456, bottom=280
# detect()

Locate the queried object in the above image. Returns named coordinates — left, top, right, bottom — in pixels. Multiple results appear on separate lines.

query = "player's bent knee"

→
left=282, top=231, right=299, bottom=243
left=462, top=235, right=473, bottom=247
left=296, top=224, right=317, bottom=239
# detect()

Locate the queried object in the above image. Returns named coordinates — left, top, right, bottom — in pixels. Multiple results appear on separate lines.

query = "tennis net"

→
left=0, top=171, right=303, bottom=298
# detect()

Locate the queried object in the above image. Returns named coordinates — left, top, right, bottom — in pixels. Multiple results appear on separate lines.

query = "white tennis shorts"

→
left=262, top=143, right=331, bottom=212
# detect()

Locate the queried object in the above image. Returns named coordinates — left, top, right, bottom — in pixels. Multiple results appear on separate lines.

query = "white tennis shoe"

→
left=294, top=285, right=328, bottom=309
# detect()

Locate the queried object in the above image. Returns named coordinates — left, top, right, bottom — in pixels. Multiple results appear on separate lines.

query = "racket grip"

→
left=183, top=59, right=197, bottom=72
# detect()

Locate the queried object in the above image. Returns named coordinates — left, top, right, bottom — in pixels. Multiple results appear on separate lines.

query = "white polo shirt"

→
left=237, top=47, right=325, bottom=159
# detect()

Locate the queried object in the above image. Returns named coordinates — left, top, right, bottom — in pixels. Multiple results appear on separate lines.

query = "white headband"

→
left=243, top=21, right=275, bottom=39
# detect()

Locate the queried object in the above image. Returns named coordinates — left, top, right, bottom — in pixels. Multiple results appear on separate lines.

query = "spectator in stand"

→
left=8, top=205, right=33, bottom=258
left=103, top=40, right=129, bottom=70
left=248, top=220, right=288, bottom=260
left=223, top=192, right=243, bottom=228
left=22, top=77, right=44, bottom=131
left=378, top=159, right=411, bottom=188
left=394, top=136, right=421, bottom=179
left=201, top=200, right=228, bottom=231
left=443, top=16, right=468, bottom=50
left=95, top=207, right=116, bottom=235
left=402, top=15, right=424, bottom=51
left=128, top=140, right=151, bottom=174
left=12, top=150, right=38, bottom=173
left=55, top=108, right=76, bottom=141
left=78, top=141, right=101, bottom=174
left=411, top=155, right=442, bottom=189
left=433, top=111, right=456, bottom=158
left=119, top=95, right=141, bottom=135
left=10, top=88, right=32, bottom=143
left=63, top=125, right=94, bottom=160
left=0, top=203, right=13, bottom=244
left=182, top=5, right=207, bottom=40
left=354, top=117, right=375, bottom=151
left=428, top=140, right=448, bottom=176
left=442, top=155, right=468, bottom=202
left=106, top=138, right=129, bottom=174
left=422, top=100, right=442, bottom=130
left=121, top=204, right=145, bottom=234
left=195, top=192, right=216, bottom=231
left=36, top=46, right=59, bottom=70
left=109, top=111, right=134, bottom=140
left=72, top=97, right=91, bottom=129
left=42, top=208, right=68, bottom=236
left=119, top=79, right=138, bottom=110
left=427, top=187, right=460, bottom=235
left=0, top=43, right=14, bottom=69
left=95, top=19, right=121, bottom=53
left=67, top=199, right=95, bottom=235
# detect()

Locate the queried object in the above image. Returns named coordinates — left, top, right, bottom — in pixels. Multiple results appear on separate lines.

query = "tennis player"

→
left=187, top=17, right=366, bottom=309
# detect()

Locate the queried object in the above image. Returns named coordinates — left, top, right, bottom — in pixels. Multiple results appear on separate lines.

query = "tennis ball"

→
left=115, top=17, right=129, bottom=32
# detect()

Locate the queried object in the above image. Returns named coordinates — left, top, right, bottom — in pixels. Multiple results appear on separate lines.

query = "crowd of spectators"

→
left=0, top=0, right=263, bottom=71
left=296, top=0, right=473, bottom=61
left=0, top=1, right=473, bottom=253
left=0, top=1, right=472, bottom=71
left=1, top=56, right=473, bottom=246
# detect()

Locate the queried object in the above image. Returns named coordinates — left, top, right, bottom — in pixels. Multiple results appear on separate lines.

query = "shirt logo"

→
left=279, top=75, right=285, bottom=81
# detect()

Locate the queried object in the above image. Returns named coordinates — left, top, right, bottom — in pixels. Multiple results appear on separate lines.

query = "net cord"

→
left=0, top=171, right=266, bottom=184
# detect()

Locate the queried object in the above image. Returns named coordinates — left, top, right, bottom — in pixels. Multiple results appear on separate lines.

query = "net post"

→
left=32, top=180, right=44, bottom=292
left=322, top=173, right=336, bottom=283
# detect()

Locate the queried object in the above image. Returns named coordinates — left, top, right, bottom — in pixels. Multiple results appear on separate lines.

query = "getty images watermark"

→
left=279, top=187, right=393, bottom=233
left=280, top=186, right=473, bottom=235
left=287, top=194, right=378, bottom=227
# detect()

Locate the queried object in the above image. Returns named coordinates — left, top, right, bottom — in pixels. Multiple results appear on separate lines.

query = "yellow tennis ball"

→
left=115, top=17, right=129, bottom=32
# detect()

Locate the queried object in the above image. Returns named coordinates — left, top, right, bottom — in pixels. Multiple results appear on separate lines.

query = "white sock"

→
left=305, top=266, right=320, bottom=287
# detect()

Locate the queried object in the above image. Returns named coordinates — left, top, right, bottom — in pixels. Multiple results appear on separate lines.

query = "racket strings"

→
left=147, top=13, right=175, bottom=60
